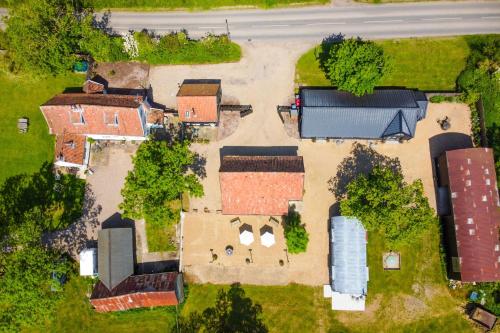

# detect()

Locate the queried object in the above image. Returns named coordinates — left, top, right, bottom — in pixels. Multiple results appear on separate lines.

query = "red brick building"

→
left=177, top=80, right=221, bottom=125
left=219, top=155, right=305, bottom=215
left=437, top=148, right=500, bottom=282
left=90, top=272, right=184, bottom=312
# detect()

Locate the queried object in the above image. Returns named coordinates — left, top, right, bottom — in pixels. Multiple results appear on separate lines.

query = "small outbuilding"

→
left=79, top=248, right=97, bottom=277
left=177, top=79, right=221, bottom=125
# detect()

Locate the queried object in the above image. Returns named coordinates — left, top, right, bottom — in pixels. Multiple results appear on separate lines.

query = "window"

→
left=486, top=179, right=491, bottom=186
left=104, top=111, right=119, bottom=126
left=70, top=105, right=84, bottom=124
left=467, top=218, right=474, bottom=224
left=465, top=180, right=471, bottom=187
left=185, top=110, right=190, bottom=119
left=451, top=192, right=458, bottom=199
left=482, top=195, right=488, bottom=202
left=469, top=229, right=476, bottom=236
left=467, top=158, right=472, bottom=165
left=485, top=169, right=490, bottom=175
left=495, top=244, right=499, bottom=252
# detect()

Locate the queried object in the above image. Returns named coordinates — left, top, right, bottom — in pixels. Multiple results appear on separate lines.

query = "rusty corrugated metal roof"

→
left=445, top=148, right=500, bottom=282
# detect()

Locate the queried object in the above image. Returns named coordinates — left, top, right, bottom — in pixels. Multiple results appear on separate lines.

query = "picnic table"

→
left=18, top=118, right=29, bottom=133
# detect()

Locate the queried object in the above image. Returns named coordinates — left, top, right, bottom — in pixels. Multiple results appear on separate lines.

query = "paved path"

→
left=2, top=2, right=500, bottom=41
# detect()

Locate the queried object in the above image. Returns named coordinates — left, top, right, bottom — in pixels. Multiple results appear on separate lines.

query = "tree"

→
left=120, top=140, right=203, bottom=221
left=283, top=209, right=309, bottom=254
left=340, top=166, right=436, bottom=247
left=3, top=0, right=125, bottom=74
left=3, top=0, right=88, bottom=74
left=321, top=37, right=390, bottom=96
left=176, top=284, right=268, bottom=333
left=0, top=211, right=71, bottom=332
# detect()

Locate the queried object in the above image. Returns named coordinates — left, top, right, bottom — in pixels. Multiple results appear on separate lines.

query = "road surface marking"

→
left=306, top=22, right=347, bottom=26
left=481, top=16, right=500, bottom=19
left=253, top=24, right=290, bottom=27
left=364, top=19, right=404, bottom=24
left=421, top=17, right=462, bottom=21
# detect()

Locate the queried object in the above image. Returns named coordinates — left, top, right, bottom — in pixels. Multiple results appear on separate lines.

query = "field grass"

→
left=0, top=71, right=84, bottom=183
left=37, top=221, right=473, bottom=333
left=145, top=200, right=181, bottom=252
left=296, top=37, right=470, bottom=91
left=90, top=0, right=328, bottom=10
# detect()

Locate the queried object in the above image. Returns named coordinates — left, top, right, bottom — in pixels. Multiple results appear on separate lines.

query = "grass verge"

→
left=296, top=36, right=470, bottom=91
left=0, top=71, right=84, bottom=183
left=91, top=0, right=328, bottom=10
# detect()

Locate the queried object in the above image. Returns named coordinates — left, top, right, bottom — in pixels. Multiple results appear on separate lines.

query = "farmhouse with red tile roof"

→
left=177, top=80, right=221, bottom=125
left=40, top=92, right=150, bottom=141
left=219, top=155, right=305, bottom=215
left=437, top=148, right=500, bottom=282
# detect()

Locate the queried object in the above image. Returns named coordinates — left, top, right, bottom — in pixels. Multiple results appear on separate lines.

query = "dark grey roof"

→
left=300, top=89, right=427, bottom=139
left=382, top=111, right=412, bottom=138
left=98, top=228, right=134, bottom=291
left=219, top=156, right=304, bottom=173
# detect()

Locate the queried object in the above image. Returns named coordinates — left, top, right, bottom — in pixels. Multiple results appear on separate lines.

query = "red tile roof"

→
left=55, top=132, right=86, bottom=165
left=177, top=95, right=219, bottom=123
left=219, top=156, right=305, bottom=215
left=90, top=272, right=181, bottom=312
left=40, top=94, right=145, bottom=137
left=445, top=148, right=500, bottom=282
left=82, top=80, right=105, bottom=94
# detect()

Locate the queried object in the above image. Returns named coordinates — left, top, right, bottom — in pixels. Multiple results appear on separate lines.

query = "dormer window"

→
left=70, top=105, right=84, bottom=124
left=104, top=111, right=119, bottom=126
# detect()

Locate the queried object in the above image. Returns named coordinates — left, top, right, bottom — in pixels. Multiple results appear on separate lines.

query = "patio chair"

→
left=230, top=217, right=241, bottom=226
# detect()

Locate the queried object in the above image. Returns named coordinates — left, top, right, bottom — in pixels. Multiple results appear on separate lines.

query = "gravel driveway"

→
left=151, top=42, right=472, bottom=286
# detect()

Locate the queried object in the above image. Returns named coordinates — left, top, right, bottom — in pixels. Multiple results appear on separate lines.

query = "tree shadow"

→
left=178, top=283, right=268, bottom=333
left=316, top=32, right=345, bottom=74
left=93, top=10, right=113, bottom=34
left=42, top=185, right=102, bottom=258
left=328, top=142, right=401, bottom=200
left=190, top=152, right=207, bottom=179
left=0, top=162, right=86, bottom=233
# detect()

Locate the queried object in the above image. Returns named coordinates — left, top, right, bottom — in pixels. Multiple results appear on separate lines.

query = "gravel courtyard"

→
left=150, top=41, right=472, bottom=286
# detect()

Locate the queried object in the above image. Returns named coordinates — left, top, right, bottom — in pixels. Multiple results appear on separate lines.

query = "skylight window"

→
left=469, top=229, right=476, bottom=236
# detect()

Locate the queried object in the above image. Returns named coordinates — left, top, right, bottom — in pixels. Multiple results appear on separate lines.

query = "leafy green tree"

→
left=3, top=0, right=89, bottom=74
left=176, top=284, right=268, bottom=333
left=120, top=140, right=203, bottom=222
left=283, top=209, right=309, bottom=254
left=321, top=38, right=390, bottom=96
left=0, top=211, right=71, bottom=332
left=340, top=167, right=436, bottom=248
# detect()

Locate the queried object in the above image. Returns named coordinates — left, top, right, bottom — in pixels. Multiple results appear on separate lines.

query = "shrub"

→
left=284, top=209, right=309, bottom=254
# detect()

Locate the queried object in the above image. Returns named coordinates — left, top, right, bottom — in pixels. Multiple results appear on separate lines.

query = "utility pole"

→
left=225, top=19, right=230, bottom=39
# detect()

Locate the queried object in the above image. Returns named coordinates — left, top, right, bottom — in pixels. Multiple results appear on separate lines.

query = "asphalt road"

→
left=1, top=1, right=500, bottom=42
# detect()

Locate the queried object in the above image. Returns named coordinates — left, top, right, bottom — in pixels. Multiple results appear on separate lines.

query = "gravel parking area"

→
left=151, top=42, right=472, bottom=286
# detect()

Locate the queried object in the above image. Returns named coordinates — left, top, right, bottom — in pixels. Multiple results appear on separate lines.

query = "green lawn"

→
left=37, top=221, right=473, bottom=333
left=145, top=200, right=181, bottom=252
left=0, top=72, right=84, bottom=183
left=296, top=37, right=470, bottom=91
